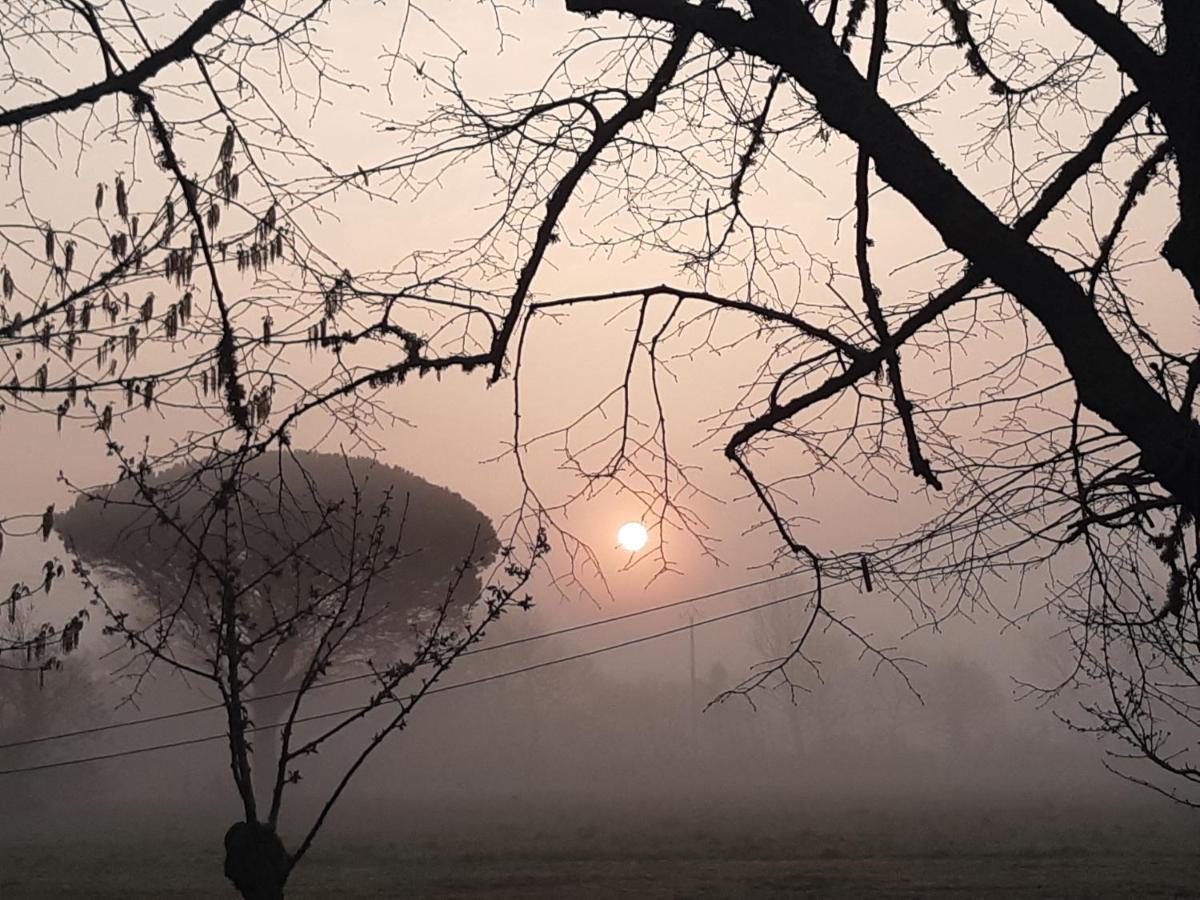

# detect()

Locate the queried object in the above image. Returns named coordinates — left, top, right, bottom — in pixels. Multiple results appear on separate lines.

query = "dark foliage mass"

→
left=56, top=450, right=499, bottom=656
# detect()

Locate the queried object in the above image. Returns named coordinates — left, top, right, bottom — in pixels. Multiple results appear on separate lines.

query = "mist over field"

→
left=5, top=571, right=1199, bottom=897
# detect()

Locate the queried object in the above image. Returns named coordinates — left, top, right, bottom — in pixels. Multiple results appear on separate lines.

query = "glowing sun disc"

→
left=617, top=521, right=649, bottom=552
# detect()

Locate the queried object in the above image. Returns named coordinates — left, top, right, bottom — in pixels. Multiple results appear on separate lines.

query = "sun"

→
left=617, top=521, right=649, bottom=552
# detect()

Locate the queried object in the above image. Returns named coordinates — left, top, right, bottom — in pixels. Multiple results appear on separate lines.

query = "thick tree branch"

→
left=568, top=0, right=1200, bottom=516
left=1045, top=0, right=1162, bottom=90
left=0, top=0, right=245, bottom=129
left=853, top=0, right=942, bottom=490
left=488, top=18, right=698, bottom=381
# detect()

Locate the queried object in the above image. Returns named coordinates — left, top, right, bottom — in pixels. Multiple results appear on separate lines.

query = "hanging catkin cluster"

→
left=102, top=292, right=121, bottom=324
left=116, top=175, right=129, bottom=221
left=324, top=269, right=351, bottom=320
left=236, top=230, right=285, bottom=274
left=60, top=613, right=85, bottom=653
left=235, top=200, right=286, bottom=273
left=215, top=126, right=240, bottom=205
left=305, top=318, right=329, bottom=350
left=248, top=384, right=272, bottom=426
left=122, top=378, right=156, bottom=410
left=166, top=246, right=195, bottom=286
left=124, top=325, right=139, bottom=360
left=163, top=292, right=193, bottom=341
left=95, top=336, right=117, bottom=372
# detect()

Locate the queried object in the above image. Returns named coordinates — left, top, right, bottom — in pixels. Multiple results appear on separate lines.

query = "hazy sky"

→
left=1, top=0, right=1194, bottom=745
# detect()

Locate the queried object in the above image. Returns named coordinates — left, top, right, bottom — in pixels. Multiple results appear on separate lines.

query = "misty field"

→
left=4, top=796, right=1198, bottom=898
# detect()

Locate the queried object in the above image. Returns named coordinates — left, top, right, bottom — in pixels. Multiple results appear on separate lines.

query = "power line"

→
left=0, top=569, right=806, bottom=753
left=0, top=579, right=826, bottom=777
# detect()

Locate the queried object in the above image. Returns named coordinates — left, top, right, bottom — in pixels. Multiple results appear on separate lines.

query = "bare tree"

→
left=59, top=443, right=543, bottom=899
left=0, top=7, right=550, bottom=894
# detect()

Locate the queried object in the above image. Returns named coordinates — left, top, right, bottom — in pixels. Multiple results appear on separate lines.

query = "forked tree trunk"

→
left=224, top=820, right=291, bottom=900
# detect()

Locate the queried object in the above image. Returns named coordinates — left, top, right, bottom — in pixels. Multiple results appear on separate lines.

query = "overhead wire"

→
left=0, top=568, right=808, bottom=754
left=0, top=577, right=833, bottom=777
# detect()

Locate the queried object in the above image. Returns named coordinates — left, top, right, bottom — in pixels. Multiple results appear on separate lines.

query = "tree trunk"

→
left=223, top=821, right=291, bottom=900
left=1161, top=10, right=1200, bottom=300
left=251, top=643, right=297, bottom=808
left=252, top=677, right=293, bottom=804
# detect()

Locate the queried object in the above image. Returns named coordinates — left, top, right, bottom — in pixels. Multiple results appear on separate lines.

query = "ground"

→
left=2, top=796, right=1197, bottom=897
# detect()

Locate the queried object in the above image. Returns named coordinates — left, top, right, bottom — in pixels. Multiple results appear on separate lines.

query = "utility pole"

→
left=689, top=609, right=697, bottom=707
left=688, top=608, right=697, bottom=750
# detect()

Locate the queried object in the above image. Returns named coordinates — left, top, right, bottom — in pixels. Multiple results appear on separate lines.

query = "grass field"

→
left=3, top=796, right=1198, bottom=898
